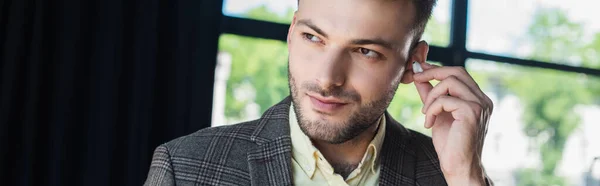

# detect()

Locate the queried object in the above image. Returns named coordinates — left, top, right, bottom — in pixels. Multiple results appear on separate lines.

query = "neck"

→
left=311, top=118, right=380, bottom=175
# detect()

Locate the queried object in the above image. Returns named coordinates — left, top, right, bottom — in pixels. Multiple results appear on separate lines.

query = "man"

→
left=145, top=0, right=494, bottom=185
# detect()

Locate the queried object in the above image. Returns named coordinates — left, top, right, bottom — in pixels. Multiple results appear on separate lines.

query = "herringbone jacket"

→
left=144, top=97, right=491, bottom=185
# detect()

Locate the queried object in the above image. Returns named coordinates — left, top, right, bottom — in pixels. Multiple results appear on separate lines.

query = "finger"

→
left=415, top=65, right=495, bottom=112
left=422, top=75, right=481, bottom=113
left=412, top=62, right=439, bottom=103
left=421, top=62, right=441, bottom=70
left=424, top=113, right=437, bottom=129
left=414, top=81, right=433, bottom=103
left=424, top=96, right=480, bottom=129
left=413, top=66, right=480, bottom=93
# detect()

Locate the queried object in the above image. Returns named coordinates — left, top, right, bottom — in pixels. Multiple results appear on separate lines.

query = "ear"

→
left=400, top=41, right=429, bottom=84
left=287, top=12, right=298, bottom=44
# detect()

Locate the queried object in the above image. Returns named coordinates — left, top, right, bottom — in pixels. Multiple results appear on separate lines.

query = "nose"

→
left=315, top=49, right=347, bottom=91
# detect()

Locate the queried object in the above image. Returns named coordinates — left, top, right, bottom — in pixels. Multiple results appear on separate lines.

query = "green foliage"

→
left=218, top=34, right=289, bottom=120
left=516, top=168, right=567, bottom=186
left=583, top=33, right=600, bottom=68
left=422, top=17, right=450, bottom=47
left=244, top=5, right=295, bottom=24
left=528, top=8, right=585, bottom=67
left=387, top=80, right=432, bottom=135
left=504, top=8, right=598, bottom=185
left=218, top=5, right=294, bottom=121
left=466, top=6, right=600, bottom=185
left=582, top=33, right=600, bottom=102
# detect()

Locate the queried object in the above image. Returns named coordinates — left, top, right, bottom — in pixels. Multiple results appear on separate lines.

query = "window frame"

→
left=218, top=0, right=600, bottom=76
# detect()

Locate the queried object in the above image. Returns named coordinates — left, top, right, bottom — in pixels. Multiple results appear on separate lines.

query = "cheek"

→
left=289, top=42, right=318, bottom=81
left=349, top=65, right=401, bottom=102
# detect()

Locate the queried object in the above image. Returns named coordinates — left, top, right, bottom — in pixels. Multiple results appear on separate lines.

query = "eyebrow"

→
left=296, top=19, right=395, bottom=50
left=297, top=19, right=328, bottom=38
left=351, top=38, right=395, bottom=50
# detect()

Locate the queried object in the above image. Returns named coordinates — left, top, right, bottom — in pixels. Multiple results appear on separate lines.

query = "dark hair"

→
left=297, top=0, right=437, bottom=47
left=411, top=0, right=437, bottom=47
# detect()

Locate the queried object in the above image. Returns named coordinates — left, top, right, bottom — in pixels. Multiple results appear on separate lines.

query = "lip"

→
left=306, top=93, right=348, bottom=113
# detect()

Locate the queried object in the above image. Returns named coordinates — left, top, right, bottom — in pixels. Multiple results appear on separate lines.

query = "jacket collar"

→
left=378, top=112, right=418, bottom=185
left=249, top=96, right=293, bottom=144
left=247, top=97, right=294, bottom=186
left=246, top=96, right=419, bottom=186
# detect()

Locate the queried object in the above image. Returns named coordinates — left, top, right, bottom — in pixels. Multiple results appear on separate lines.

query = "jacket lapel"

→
left=379, top=112, right=418, bottom=186
left=247, top=97, right=294, bottom=186
left=244, top=98, right=425, bottom=186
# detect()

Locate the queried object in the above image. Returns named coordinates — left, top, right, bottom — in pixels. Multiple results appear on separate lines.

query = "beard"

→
left=288, top=67, right=400, bottom=144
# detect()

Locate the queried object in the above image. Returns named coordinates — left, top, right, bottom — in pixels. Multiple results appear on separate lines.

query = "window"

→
left=222, top=0, right=296, bottom=24
left=222, top=0, right=452, bottom=47
left=467, top=0, right=600, bottom=69
left=468, top=59, right=600, bottom=185
left=212, top=34, right=289, bottom=126
left=422, top=0, right=452, bottom=47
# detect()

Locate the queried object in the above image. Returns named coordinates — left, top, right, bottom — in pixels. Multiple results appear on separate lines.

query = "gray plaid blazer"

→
left=145, top=97, right=491, bottom=185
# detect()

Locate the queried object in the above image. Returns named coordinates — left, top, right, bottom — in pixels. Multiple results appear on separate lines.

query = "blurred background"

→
left=1, top=0, right=599, bottom=185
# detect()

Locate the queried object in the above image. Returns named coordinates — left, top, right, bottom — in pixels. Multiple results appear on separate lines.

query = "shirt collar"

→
left=289, top=104, right=318, bottom=178
left=289, top=104, right=387, bottom=176
left=368, top=114, right=386, bottom=173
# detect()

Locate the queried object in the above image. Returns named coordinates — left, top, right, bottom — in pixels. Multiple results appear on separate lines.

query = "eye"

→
left=358, top=48, right=381, bottom=59
left=302, top=33, right=322, bottom=43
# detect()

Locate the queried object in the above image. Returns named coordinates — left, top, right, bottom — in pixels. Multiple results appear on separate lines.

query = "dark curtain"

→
left=0, top=0, right=222, bottom=185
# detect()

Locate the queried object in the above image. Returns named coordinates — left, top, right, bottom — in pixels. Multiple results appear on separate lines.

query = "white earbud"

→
left=412, top=61, right=423, bottom=73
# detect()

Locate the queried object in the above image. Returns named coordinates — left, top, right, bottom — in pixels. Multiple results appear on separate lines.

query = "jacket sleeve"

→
left=144, top=145, right=176, bottom=186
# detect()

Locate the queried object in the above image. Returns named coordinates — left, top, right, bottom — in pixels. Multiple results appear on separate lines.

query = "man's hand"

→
left=412, top=62, right=493, bottom=185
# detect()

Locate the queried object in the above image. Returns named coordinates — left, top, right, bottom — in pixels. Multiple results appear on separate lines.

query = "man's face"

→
left=288, top=0, right=417, bottom=144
